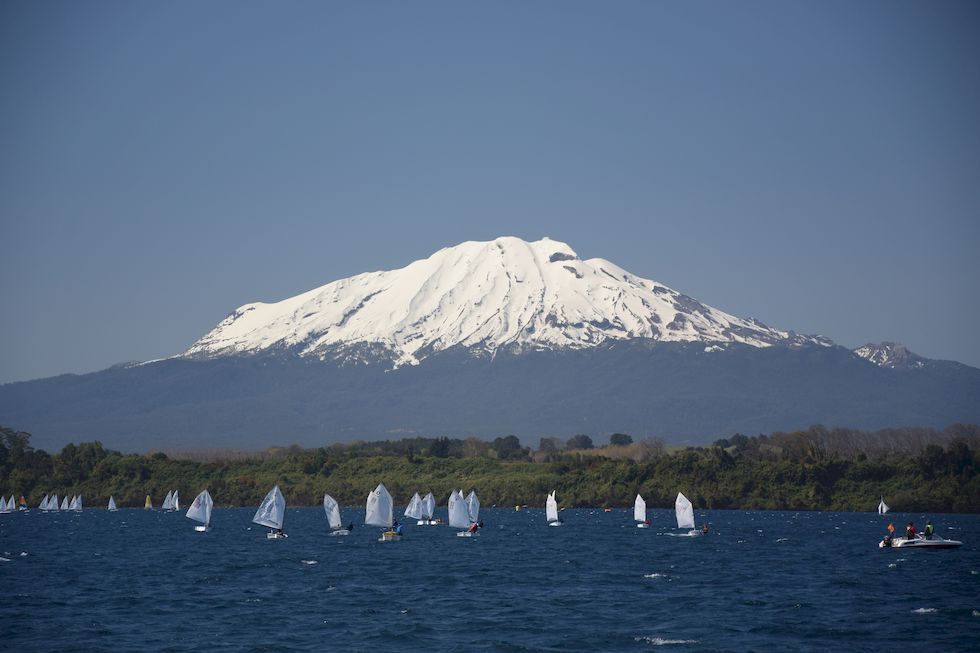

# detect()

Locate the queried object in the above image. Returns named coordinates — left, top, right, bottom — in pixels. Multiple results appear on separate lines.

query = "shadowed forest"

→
left=1, top=424, right=977, bottom=513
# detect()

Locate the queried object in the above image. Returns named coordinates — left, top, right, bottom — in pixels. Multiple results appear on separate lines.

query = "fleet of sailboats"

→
left=253, top=485, right=287, bottom=538
left=186, top=489, right=213, bottom=532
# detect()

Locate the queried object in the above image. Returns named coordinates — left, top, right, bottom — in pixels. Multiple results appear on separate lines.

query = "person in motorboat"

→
left=467, top=521, right=479, bottom=534
left=923, top=521, right=934, bottom=540
left=905, top=522, right=917, bottom=539
left=881, top=533, right=893, bottom=548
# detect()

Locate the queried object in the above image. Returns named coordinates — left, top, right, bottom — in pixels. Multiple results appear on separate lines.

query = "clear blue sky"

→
left=1, top=1, right=978, bottom=384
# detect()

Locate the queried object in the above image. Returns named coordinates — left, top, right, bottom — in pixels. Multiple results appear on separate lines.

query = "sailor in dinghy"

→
left=186, top=489, right=213, bottom=532
left=253, top=485, right=287, bottom=538
left=366, top=483, right=399, bottom=541
left=323, top=494, right=351, bottom=536
left=546, top=490, right=563, bottom=526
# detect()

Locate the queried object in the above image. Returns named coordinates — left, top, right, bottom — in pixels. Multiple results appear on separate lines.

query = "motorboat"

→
left=880, top=534, right=962, bottom=549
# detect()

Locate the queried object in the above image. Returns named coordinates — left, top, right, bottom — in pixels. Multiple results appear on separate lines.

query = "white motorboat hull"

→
left=880, top=536, right=961, bottom=549
left=329, top=529, right=351, bottom=537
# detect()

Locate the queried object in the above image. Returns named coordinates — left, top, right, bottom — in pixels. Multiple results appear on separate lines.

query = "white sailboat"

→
left=172, top=490, right=180, bottom=511
left=546, top=490, right=562, bottom=526
left=404, top=492, right=424, bottom=522
left=186, top=489, right=213, bottom=532
left=60, top=496, right=70, bottom=511
left=107, top=496, right=118, bottom=512
left=466, top=490, right=480, bottom=524
left=69, top=495, right=82, bottom=511
left=0, top=497, right=9, bottom=513
left=39, top=494, right=50, bottom=511
left=878, top=497, right=889, bottom=515
left=253, top=485, right=287, bottom=538
left=418, top=491, right=439, bottom=525
left=50, top=494, right=60, bottom=511
left=161, top=490, right=174, bottom=512
left=323, top=494, right=350, bottom=536
left=449, top=489, right=477, bottom=536
left=366, top=483, right=398, bottom=541
left=634, top=494, right=649, bottom=528
left=674, top=492, right=699, bottom=536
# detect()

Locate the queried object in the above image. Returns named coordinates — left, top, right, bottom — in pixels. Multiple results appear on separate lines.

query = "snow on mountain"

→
left=183, top=237, right=830, bottom=366
left=853, top=342, right=926, bottom=369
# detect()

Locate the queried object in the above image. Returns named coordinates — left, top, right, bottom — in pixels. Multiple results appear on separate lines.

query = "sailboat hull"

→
left=379, top=531, right=401, bottom=542
left=416, top=519, right=441, bottom=525
left=329, top=529, right=351, bottom=537
left=456, top=531, right=478, bottom=537
left=548, top=522, right=563, bottom=527
left=266, top=531, right=288, bottom=539
left=636, top=523, right=650, bottom=529
left=194, top=525, right=210, bottom=532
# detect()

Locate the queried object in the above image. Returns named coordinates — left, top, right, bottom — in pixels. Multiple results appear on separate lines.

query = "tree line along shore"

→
left=1, top=424, right=977, bottom=514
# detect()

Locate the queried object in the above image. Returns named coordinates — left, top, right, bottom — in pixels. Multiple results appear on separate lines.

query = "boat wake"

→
left=635, top=636, right=699, bottom=646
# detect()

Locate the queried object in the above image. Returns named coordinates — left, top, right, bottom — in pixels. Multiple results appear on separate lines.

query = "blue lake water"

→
left=1, top=507, right=977, bottom=652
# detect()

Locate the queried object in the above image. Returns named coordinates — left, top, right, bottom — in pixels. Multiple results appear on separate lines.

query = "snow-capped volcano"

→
left=183, top=237, right=829, bottom=365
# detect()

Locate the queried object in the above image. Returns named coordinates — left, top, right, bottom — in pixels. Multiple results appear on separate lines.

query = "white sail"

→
left=878, top=497, right=889, bottom=515
left=675, top=492, right=695, bottom=530
left=162, top=490, right=174, bottom=511
left=0, top=497, right=8, bottom=512
left=634, top=494, right=646, bottom=522
left=186, top=490, right=213, bottom=526
left=422, top=492, right=436, bottom=520
left=546, top=491, right=559, bottom=522
left=108, top=496, right=118, bottom=511
left=173, top=490, right=180, bottom=511
left=365, top=483, right=394, bottom=528
left=323, top=494, right=342, bottom=530
left=39, top=494, right=49, bottom=510
left=50, top=494, right=59, bottom=511
left=252, top=485, right=285, bottom=530
left=448, top=490, right=471, bottom=529
left=466, top=491, right=480, bottom=523
left=68, top=495, right=78, bottom=511
left=404, top=492, right=423, bottom=520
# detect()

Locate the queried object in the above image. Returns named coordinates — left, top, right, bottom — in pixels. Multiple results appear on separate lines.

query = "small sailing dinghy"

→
left=39, top=494, right=50, bottom=511
left=366, top=483, right=398, bottom=542
left=546, top=491, right=562, bottom=526
left=674, top=492, right=701, bottom=536
left=69, top=495, right=83, bottom=512
left=254, top=485, right=287, bottom=538
left=186, top=489, right=213, bottom=532
left=404, top=492, right=424, bottom=523
left=878, top=497, right=889, bottom=515
left=60, top=495, right=70, bottom=511
left=144, top=495, right=153, bottom=510
left=635, top=494, right=649, bottom=528
left=172, top=490, right=180, bottom=511
left=0, top=497, right=9, bottom=514
left=323, top=494, right=350, bottom=536
left=466, top=491, right=480, bottom=524
left=49, top=494, right=60, bottom=511
left=161, top=490, right=174, bottom=512
left=107, top=496, right=118, bottom=512
left=449, top=490, right=477, bottom=536
left=417, top=491, right=440, bottom=525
